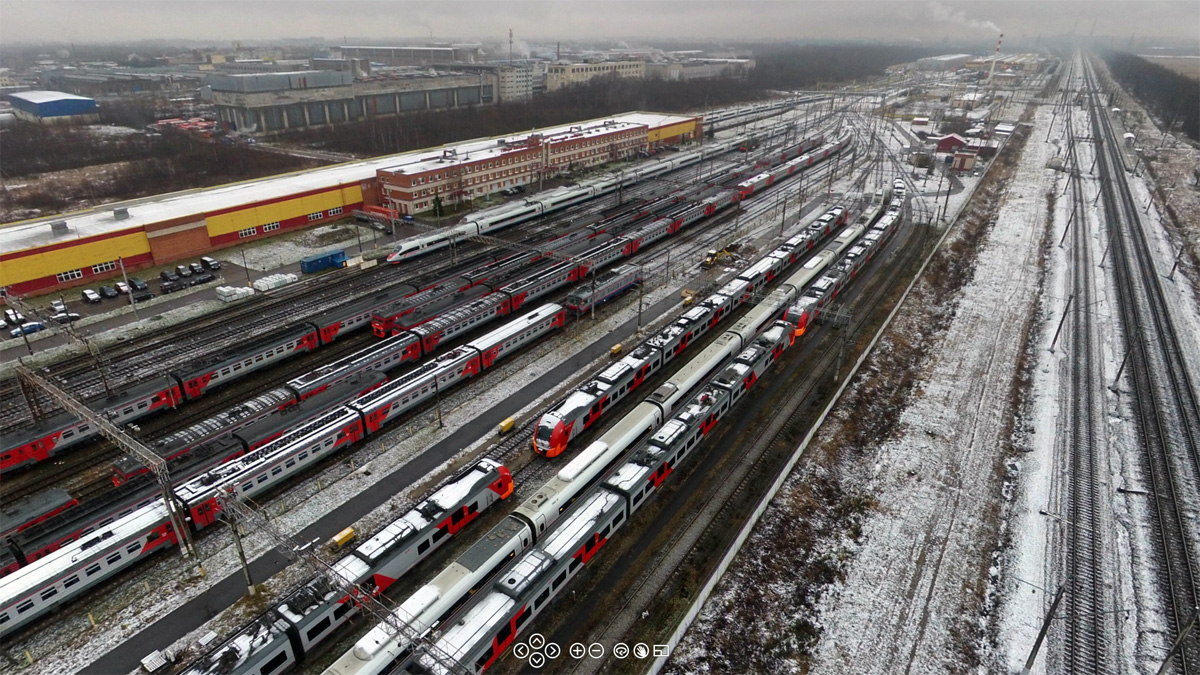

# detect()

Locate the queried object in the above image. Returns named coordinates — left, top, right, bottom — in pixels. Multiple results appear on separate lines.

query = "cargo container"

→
left=300, top=250, right=347, bottom=274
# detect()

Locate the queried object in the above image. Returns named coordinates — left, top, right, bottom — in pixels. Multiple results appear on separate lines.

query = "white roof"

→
left=9, top=90, right=94, bottom=104
left=0, top=111, right=694, bottom=255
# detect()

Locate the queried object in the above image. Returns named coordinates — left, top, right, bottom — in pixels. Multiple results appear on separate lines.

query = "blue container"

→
left=300, top=250, right=347, bottom=274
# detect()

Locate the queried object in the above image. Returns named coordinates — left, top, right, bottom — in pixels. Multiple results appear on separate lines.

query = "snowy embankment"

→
left=669, top=105, right=1054, bottom=674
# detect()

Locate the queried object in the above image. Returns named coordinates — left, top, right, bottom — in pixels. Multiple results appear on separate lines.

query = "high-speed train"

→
left=321, top=184, right=903, bottom=675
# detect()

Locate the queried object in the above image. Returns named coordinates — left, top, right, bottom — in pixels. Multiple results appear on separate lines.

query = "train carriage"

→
left=564, top=265, right=642, bottom=314
left=173, top=323, right=322, bottom=401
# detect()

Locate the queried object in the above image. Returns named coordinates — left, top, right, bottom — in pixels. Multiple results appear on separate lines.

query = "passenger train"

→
left=409, top=183, right=906, bottom=675
left=321, top=183, right=904, bottom=675
left=0, top=305, right=565, bottom=639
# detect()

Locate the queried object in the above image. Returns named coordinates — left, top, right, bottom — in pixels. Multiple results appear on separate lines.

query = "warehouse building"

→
left=546, top=60, right=645, bottom=91
left=209, top=69, right=497, bottom=133
left=0, top=111, right=699, bottom=296
left=7, top=90, right=99, bottom=125
left=337, top=45, right=480, bottom=66
left=645, top=58, right=755, bottom=81
left=916, top=54, right=972, bottom=71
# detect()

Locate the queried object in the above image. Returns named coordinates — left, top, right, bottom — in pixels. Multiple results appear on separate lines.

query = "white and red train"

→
left=321, top=184, right=901, bottom=675
left=735, top=135, right=853, bottom=199
left=405, top=183, right=906, bottom=675
left=533, top=204, right=848, bottom=457
left=0, top=305, right=565, bottom=639
left=179, top=459, right=512, bottom=675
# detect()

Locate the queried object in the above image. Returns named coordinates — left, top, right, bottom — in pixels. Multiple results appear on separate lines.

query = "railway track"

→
left=1061, top=68, right=1110, bottom=673
left=1087, top=54, right=1200, bottom=672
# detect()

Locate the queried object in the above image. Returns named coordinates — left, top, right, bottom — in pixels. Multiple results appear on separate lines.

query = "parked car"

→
left=51, top=312, right=81, bottom=324
left=175, top=264, right=192, bottom=278
left=115, top=282, right=131, bottom=295
left=130, top=278, right=149, bottom=292
left=132, top=292, right=154, bottom=303
left=49, top=299, right=67, bottom=314
left=159, top=280, right=184, bottom=294
left=191, top=272, right=216, bottom=286
left=82, top=289, right=102, bottom=303
left=160, top=270, right=180, bottom=283
left=4, top=309, right=25, bottom=326
left=10, top=321, right=45, bottom=338
left=189, top=262, right=205, bottom=275
left=200, top=256, right=222, bottom=270
left=99, top=285, right=119, bottom=299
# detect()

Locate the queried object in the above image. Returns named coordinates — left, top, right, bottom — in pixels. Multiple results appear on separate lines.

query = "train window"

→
left=106, top=552, right=121, bottom=565
left=599, top=524, right=610, bottom=538
left=272, top=467, right=282, bottom=476
left=333, top=603, right=352, bottom=620
left=516, top=606, right=532, bottom=627
left=85, top=563, right=101, bottom=576
left=257, top=475, right=268, bottom=484
left=0, top=613, right=8, bottom=624
left=256, top=355, right=263, bottom=362
left=64, top=575, right=80, bottom=588
left=233, top=364, right=242, bottom=372
left=633, top=490, right=645, bottom=505
left=569, top=557, right=581, bottom=573
left=306, top=617, right=332, bottom=642
left=126, top=543, right=140, bottom=555
left=41, top=586, right=60, bottom=601
left=613, top=512, right=624, bottom=526
left=63, top=429, right=74, bottom=439
left=285, top=459, right=296, bottom=469
left=221, top=369, right=230, bottom=376
left=16, top=600, right=34, bottom=614
left=138, top=401, right=148, bottom=409
left=418, top=540, right=430, bottom=554
left=552, top=571, right=566, bottom=589
left=476, top=648, right=493, bottom=670
left=299, top=453, right=308, bottom=460
left=535, top=588, right=550, bottom=608
left=260, top=651, right=289, bottom=675
left=242, top=482, right=253, bottom=491
left=433, top=528, right=448, bottom=542
left=123, top=407, right=134, bottom=415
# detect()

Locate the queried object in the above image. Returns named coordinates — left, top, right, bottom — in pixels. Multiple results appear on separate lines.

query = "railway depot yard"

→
left=1, top=30, right=1199, bottom=675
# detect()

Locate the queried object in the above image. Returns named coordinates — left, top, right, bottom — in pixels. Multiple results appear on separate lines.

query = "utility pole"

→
left=118, top=255, right=138, bottom=321
left=636, top=267, right=644, bottom=332
left=15, top=364, right=201, bottom=565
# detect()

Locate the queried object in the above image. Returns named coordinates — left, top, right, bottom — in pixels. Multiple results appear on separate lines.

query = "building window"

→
left=263, top=222, right=280, bottom=232
left=92, top=260, right=117, bottom=274
left=328, top=207, right=343, bottom=217
left=308, top=212, right=323, bottom=222
left=238, top=227, right=258, bottom=238
left=56, top=269, right=84, bottom=283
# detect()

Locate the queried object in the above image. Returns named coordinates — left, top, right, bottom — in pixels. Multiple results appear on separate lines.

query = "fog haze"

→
left=1, top=0, right=1196, bottom=46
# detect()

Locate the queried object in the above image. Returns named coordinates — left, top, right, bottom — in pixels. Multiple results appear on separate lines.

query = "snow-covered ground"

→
left=671, top=103, right=1055, bottom=673
left=217, top=223, right=385, bottom=271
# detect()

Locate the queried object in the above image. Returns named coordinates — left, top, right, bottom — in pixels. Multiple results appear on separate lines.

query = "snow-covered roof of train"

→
left=540, top=491, right=622, bottom=559
left=467, top=303, right=560, bottom=348
left=424, top=592, right=515, bottom=672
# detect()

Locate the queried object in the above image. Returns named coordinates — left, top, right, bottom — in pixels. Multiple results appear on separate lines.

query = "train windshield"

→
left=535, top=425, right=554, bottom=442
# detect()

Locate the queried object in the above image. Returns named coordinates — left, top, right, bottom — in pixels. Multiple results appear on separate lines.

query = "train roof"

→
left=0, top=501, right=168, bottom=600
left=288, top=334, right=414, bottom=389
left=0, top=487, right=74, bottom=535
left=466, top=303, right=560, bottom=350
left=497, top=548, right=554, bottom=598
left=457, top=517, right=528, bottom=574
left=425, top=591, right=514, bottom=670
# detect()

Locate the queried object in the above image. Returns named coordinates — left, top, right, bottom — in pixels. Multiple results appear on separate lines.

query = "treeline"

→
left=744, top=43, right=936, bottom=89
left=282, top=42, right=937, bottom=157
left=1, top=130, right=319, bottom=220
left=1101, top=50, right=1200, bottom=142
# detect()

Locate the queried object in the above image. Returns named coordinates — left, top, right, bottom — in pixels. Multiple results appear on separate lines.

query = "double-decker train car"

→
left=179, top=460, right=513, bottom=675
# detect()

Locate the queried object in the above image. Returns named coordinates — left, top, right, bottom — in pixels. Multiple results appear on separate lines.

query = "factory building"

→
left=497, top=64, right=535, bottom=102
left=545, top=61, right=645, bottom=91
left=209, top=69, right=497, bottom=133
left=0, top=112, right=699, bottom=297
left=7, top=91, right=100, bottom=125
left=645, top=58, right=755, bottom=81
left=337, top=45, right=480, bottom=66
left=916, top=54, right=972, bottom=71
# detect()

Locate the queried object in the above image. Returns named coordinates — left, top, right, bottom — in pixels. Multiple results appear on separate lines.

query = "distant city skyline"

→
left=1, top=0, right=1196, bottom=47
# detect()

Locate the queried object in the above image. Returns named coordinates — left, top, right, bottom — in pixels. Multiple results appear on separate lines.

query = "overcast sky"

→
left=1, top=1, right=1196, bottom=46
